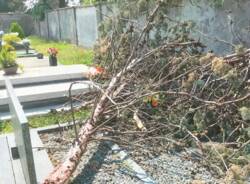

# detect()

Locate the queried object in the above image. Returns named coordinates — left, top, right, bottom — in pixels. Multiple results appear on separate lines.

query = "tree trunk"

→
left=43, top=69, right=125, bottom=184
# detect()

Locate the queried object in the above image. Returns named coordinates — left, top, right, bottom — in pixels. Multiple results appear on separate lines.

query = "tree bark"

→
left=43, top=64, right=127, bottom=183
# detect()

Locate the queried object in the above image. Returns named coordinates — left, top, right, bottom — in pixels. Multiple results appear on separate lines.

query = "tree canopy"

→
left=0, top=0, right=25, bottom=12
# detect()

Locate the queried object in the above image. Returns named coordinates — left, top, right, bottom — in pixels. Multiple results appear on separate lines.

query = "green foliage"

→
left=29, top=36, right=93, bottom=65
left=211, top=0, right=225, bottom=7
left=0, top=121, right=13, bottom=133
left=0, top=0, right=25, bottom=12
left=0, top=47, right=17, bottom=68
left=9, top=22, right=25, bottom=39
left=2, top=33, right=21, bottom=44
left=0, top=108, right=90, bottom=134
left=2, top=33, right=21, bottom=50
left=81, top=0, right=114, bottom=5
left=0, top=0, right=9, bottom=12
left=28, top=0, right=51, bottom=21
left=137, top=0, right=149, bottom=12
left=7, top=0, right=25, bottom=11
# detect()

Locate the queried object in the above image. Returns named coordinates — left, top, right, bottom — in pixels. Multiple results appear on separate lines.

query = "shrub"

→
left=9, top=22, right=25, bottom=39
left=0, top=47, right=17, bottom=68
left=2, top=33, right=21, bottom=50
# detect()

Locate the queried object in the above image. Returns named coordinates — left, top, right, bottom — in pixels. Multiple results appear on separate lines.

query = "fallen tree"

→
left=44, top=1, right=250, bottom=183
left=43, top=3, right=165, bottom=183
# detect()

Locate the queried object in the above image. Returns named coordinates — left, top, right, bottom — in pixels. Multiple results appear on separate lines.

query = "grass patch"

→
left=0, top=108, right=90, bottom=134
left=28, top=36, right=94, bottom=65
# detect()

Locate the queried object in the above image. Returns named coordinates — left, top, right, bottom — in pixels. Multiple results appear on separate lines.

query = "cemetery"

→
left=0, top=0, right=249, bottom=184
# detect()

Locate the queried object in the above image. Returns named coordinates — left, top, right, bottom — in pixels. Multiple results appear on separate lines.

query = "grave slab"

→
left=0, top=64, right=92, bottom=87
left=0, top=131, right=53, bottom=184
left=0, top=136, right=16, bottom=184
left=0, top=81, right=93, bottom=107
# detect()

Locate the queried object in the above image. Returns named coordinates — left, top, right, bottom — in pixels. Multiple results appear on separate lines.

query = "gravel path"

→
left=40, top=129, right=221, bottom=184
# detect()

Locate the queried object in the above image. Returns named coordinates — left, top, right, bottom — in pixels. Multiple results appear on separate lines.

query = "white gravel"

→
left=137, top=153, right=219, bottom=184
left=40, top=130, right=221, bottom=184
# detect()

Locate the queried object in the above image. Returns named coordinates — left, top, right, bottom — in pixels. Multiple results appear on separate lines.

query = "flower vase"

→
left=49, top=55, right=58, bottom=66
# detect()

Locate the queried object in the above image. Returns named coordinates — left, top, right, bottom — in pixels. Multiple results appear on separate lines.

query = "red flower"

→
left=95, top=66, right=104, bottom=74
left=89, top=66, right=105, bottom=77
left=151, top=98, right=159, bottom=107
left=47, top=48, right=58, bottom=56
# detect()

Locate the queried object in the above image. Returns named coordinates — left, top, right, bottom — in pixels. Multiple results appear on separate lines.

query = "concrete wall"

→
left=36, top=6, right=99, bottom=48
left=39, top=20, right=49, bottom=39
left=76, top=6, right=98, bottom=47
left=47, top=11, right=60, bottom=40
left=59, top=8, right=77, bottom=43
left=35, top=1, right=250, bottom=53
left=0, top=13, right=34, bottom=36
left=166, top=0, right=250, bottom=55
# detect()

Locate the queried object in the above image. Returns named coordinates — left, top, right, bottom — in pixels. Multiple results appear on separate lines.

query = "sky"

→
left=24, top=0, right=38, bottom=9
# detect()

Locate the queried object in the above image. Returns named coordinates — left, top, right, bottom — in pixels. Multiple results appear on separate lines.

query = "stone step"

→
left=0, top=101, right=81, bottom=121
left=0, top=81, right=94, bottom=108
left=0, top=64, right=92, bottom=88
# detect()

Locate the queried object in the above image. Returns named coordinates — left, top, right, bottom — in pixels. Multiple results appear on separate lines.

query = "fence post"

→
left=73, top=7, right=79, bottom=45
left=46, top=12, right=50, bottom=39
left=39, top=20, right=41, bottom=37
left=36, top=20, right=41, bottom=37
left=98, top=3, right=103, bottom=22
left=57, top=9, right=62, bottom=40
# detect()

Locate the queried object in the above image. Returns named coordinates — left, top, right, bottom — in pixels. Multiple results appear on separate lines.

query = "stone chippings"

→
left=137, top=153, right=220, bottom=184
left=40, top=130, right=220, bottom=184
left=40, top=131, right=142, bottom=184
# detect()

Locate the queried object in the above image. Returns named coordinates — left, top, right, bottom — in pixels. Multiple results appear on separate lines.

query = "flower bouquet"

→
left=47, top=48, right=58, bottom=66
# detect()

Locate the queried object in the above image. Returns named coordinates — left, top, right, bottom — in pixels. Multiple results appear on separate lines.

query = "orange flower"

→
left=95, top=66, right=104, bottom=74
left=151, top=98, right=158, bottom=107
left=89, top=66, right=105, bottom=77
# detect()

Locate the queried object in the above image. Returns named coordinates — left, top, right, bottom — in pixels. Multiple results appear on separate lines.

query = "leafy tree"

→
left=0, top=0, right=10, bottom=12
left=7, top=0, right=25, bottom=12
left=27, top=0, right=68, bottom=20
left=9, top=22, right=25, bottom=39
left=0, top=0, right=25, bottom=12
left=59, top=0, right=66, bottom=8
left=28, top=0, right=52, bottom=21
